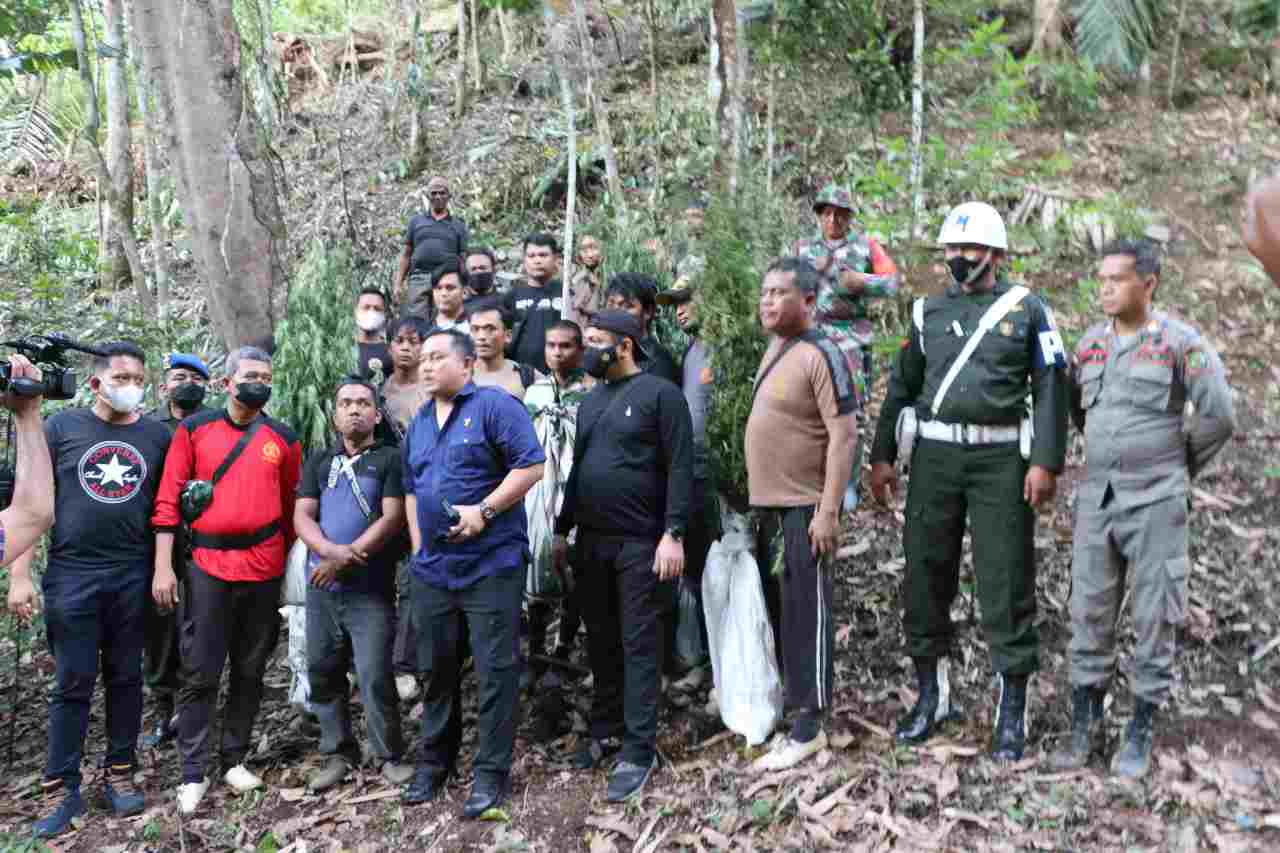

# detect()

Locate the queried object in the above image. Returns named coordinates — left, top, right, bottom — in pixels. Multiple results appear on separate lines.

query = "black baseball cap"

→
left=588, top=309, right=651, bottom=362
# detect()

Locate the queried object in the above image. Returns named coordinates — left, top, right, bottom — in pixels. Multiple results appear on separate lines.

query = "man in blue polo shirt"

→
left=400, top=329, right=544, bottom=818
left=294, top=377, right=412, bottom=792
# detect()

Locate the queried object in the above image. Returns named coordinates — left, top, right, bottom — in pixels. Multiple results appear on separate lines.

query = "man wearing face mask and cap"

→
left=552, top=310, right=693, bottom=803
left=6, top=342, right=173, bottom=838
left=869, top=202, right=1069, bottom=763
left=151, top=346, right=304, bottom=815
left=140, top=353, right=212, bottom=749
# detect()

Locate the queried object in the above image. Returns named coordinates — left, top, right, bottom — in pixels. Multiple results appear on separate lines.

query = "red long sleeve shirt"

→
left=152, top=409, right=302, bottom=582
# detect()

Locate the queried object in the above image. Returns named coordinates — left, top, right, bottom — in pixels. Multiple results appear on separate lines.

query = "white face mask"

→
left=101, top=382, right=144, bottom=414
left=357, top=310, right=386, bottom=332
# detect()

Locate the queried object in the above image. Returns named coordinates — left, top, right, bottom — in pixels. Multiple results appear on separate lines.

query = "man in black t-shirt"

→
left=353, top=287, right=393, bottom=381
left=603, top=273, right=680, bottom=385
left=295, top=377, right=412, bottom=791
left=6, top=342, right=172, bottom=839
left=504, top=232, right=565, bottom=373
left=142, top=352, right=212, bottom=749
left=395, top=176, right=469, bottom=319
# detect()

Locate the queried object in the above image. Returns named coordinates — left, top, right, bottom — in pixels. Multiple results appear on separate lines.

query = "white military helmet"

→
left=937, top=201, right=1008, bottom=251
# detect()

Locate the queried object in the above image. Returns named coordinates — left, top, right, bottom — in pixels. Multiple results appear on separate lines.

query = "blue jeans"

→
left=42, top=562, right=148, bottom=788
left=307, top=586, right=402, bottom=763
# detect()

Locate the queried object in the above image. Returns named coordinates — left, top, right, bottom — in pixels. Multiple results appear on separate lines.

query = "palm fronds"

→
left=0, top=81, right=66, bottom=167
left=1072, top=0, right=1157, bottom=73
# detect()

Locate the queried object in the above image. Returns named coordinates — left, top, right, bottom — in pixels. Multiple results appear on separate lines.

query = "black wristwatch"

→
left=666, top=526, right=685, bottom=542
left=480, top=501, right=499, bottom=523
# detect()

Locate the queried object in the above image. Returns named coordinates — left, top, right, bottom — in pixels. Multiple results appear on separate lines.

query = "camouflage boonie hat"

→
left=657, top=255, right=705, bottom=305
left=812, top=183, right=854, bottom=213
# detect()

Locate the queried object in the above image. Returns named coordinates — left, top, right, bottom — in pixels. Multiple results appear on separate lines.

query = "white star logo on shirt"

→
left=96, top=454, right=132, bottom=487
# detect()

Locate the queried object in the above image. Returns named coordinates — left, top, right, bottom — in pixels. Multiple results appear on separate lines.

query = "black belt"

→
left=190, top=520, right=281, bottom=551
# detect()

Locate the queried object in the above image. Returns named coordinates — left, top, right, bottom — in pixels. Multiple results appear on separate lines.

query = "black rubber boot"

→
left=895, top=657, right=953, bottom=744
left=991, top=672, right=1030, bottom=762
left=1048, top=685, right=1106, bottom=770
left=1111, top=698, right=1157, bottom=779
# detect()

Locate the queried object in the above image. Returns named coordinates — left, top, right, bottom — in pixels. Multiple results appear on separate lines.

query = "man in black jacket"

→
left=553, top=310, right=693, bottom=803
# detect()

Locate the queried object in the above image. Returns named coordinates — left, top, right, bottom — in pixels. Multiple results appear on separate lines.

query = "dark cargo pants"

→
left=1069, top=492, right=1189, bottom=703
left=902, top=439, right=1038, bottom=675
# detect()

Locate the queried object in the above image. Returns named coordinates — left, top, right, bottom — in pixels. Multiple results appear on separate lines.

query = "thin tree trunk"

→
left=571, top=0, right=624, bottom=214
left=545, top=2, right=575, bottom=317
left=646, top=0, right=659, bottom=117
left=711, top=0, right=738, bottom=196
left=1166, top=0, right=1189, bottom=108
left=908, top=0, right=925, bottom=240
left=470, top=0, right=484, bottom=91
left=1139, top=58, right=1152, bottom=99
left=252, top=0, right=279, bottom=135
left=498, top=7, right=514, bottom=63
left=707, top=7, right=719, bottom=113
left=454, top=0, right=468, bottom=120
left=70, top=0, right=154, bottom=317
left=101, top=0, right=134, bottom=289
left=125, top=0, right=173, bottom=319
left=407, top=7, right=430, bottom=176
left=133, top=0, right=285, bottom=349
left=1031, top=0, right=1063, bottom=56
left=731, top=3, right=747, bottom=196
left=764, top=14, right=777, bottom=196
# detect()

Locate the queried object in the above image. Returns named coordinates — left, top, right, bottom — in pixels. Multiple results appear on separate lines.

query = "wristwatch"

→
left=480, top=501, right=499, bottom=523
left=666, top=526, right=685, bottom=542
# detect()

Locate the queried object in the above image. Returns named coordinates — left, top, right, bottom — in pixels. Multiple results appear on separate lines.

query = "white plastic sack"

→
left=702, top=512, right=782, bottom=746
left=280, top=604, right=312, bottom=711
left=281, top=539, right=309, bottom=607
left=525, top=396, right=576, bottom=598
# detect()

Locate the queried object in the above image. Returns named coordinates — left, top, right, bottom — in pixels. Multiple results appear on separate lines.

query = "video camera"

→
left=0, top=333, right=106, bottom=400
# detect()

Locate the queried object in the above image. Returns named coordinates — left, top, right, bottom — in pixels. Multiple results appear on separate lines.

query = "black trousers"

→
left=576, top=534, right=673, bottom=766
left=177, top=566, right=282, bottom=783
left=665, top=476, right=719, bottom=670
left=754, top=506, right=834, bottom=713
left=144, top=556, right=184, bottom=713
left=413, top=569, right=522, bottom=783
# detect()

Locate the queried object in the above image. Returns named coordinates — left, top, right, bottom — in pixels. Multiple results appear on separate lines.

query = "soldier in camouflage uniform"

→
left=790, top=184, right=900, bottom=510
left=1049, top=239, right=1234, bottom=779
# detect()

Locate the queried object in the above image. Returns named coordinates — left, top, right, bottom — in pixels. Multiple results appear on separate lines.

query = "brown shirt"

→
left=745, top=332, right=858, bottom=507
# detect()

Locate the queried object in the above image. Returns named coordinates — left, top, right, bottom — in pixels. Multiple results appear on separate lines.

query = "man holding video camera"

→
left=0, top=353, right=54, bottom=570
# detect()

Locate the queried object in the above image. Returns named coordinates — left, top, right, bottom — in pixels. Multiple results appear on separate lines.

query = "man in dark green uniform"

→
left=869, top=202, right=1069, bottom=761
left=142, top=353, right=211, bottom=747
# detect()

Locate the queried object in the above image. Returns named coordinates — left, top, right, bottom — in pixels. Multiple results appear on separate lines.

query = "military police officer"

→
left=870, top=202, right=1069, bottom=761
left=1048, top=239, right=1233, bottom=779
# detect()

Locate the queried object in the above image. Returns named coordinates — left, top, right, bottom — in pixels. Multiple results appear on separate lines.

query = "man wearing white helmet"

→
left=868, top=201, right=1069, bottom=762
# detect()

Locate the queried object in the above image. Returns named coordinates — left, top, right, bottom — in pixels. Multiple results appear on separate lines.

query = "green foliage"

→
left=0, top=0, right=68, bottom=41
left=273, top=239, right=360, bottom=455
left=1025, top=56, right=1103, bottom=128
left=1234, top=0, right=1279, bottom=34
left=1072, top=0, right=1157, bottom=73
left=0, top=831, right=52, bottom=852
left=270, top=0, right=384, bottom=32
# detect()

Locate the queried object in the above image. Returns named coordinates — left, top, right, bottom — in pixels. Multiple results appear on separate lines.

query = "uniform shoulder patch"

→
left=1033, top=301, right=1067, bottom=369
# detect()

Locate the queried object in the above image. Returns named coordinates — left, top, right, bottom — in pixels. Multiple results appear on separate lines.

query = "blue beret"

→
left=163, top=353, right=210, bottom=379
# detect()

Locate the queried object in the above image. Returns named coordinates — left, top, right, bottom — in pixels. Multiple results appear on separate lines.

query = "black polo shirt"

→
left=405, top=212, right=468, bottom=276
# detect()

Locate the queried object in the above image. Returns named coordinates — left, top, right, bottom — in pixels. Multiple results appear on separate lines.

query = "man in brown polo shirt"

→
left=744, top=256, right=859, bottom=773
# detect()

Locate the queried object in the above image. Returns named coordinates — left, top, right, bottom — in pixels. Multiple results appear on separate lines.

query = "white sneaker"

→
left=177, top=778, right=210, bottom=815
left=704, top=688, right=720, bottom=718
left=751, top=729, right=828, bottom=772
left=396, top=674, right=420, bottom=701
left=223, top=764, right=264, bottom=793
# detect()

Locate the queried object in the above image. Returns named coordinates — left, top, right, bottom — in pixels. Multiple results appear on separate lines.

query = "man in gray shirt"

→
left=656, top=259, right=718, bottom=695
left=1051, top=239, right=1234, bottom=779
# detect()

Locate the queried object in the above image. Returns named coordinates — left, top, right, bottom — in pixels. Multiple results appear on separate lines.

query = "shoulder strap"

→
left=518, top=362, right=536, bottom=390
left=337, top=453, right=375, bottom=521
left=912, top=298, right=926, bottom=356
left=211, top=421, right=265, bottom=485
left=751, top=337, right=804, bottom=406
left=798, top=330, right=859, bottom=413
left=930, top=286, right=1029, bottom=417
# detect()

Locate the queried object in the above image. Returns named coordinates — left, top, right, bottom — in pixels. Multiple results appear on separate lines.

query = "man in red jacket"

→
left=151, top=346, right=303, bottom=815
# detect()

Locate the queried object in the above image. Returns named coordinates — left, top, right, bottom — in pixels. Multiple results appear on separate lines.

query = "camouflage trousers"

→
left=1069, top=492, right=1190, bottom=704
left=404, top=271, right=434, bottom=320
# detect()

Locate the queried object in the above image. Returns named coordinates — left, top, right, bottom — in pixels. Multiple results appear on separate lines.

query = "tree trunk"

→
left=100, top=0, right=134, bottom=290
left=707, top=7, right=719, bottom=112
left=71, top=0, right=154, bottom=318
left=764, top=14, right=777, bottom=196
left=498, top=7, right=514, bottom=63
left=132, top=0, right=284, bottom=350
left=1030, top=0, right=1063, bottom=56
left=454, top=0, right=468, bottom=120
left=1166, top=0, right=1189, bottom=107
left=407, top=7, right=431, bottom=176
left=250, top=0, right=279, bottom=134
left=711, top=0, right=738, bottom=196
left=731, top=4, right=747, bottom=196
left=1139, top=58, right=1152, bottom=99
left=545, top=1, right=575, bottom=316
left=125, top=0, right=173, bottom=319
left=908, top=0, right=925, bottom=240
left=470, top=0, right=484, bottom=91
left=571, top=0, right=624, bottom=214
left=645, top=0, right=659, bottom=117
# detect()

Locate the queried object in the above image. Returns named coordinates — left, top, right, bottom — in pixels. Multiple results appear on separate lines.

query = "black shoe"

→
left=572, top=736, right=621, bottom=770
left=462, top=775, right=510, bottom=818
left=606, top=758, right=656, bottom=803
left=1048, top=685, right=1106, bottom=771
left=142, top=711, right=178, bottom=749
left=895, top=657, right=954, bottom=743
left=991, top=672, right=1030, bottom=762
left=1111, top=698, right=1157, bottom=779
left=402, top=767, right=445, bottom=804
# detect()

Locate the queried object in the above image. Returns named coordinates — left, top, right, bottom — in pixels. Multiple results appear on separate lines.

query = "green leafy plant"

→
left=1072, top=0, right=1157, bottom=73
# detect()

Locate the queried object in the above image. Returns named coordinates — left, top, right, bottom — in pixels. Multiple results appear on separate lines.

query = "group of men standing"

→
left=4, top=177, right=1238, bottom=839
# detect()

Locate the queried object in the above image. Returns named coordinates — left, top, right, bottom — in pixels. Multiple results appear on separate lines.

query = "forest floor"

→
left=3, top=18, right=1280, bottom=853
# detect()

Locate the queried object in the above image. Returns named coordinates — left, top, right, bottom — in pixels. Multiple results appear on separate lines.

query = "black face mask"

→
left=582, top=344, right=618, bottom=379
left=469, top=272, right=495, bottom=295
left=171, top=382, right=206, bottom=411
left=235, top=381, right=272, bottom=410
left=947, top=253, right=990, bottom=287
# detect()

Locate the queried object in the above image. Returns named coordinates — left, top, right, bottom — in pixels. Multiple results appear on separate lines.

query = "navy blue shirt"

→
left=298, top=442, right=404, bottom=597
left=403, top=382, right=545, bottom=590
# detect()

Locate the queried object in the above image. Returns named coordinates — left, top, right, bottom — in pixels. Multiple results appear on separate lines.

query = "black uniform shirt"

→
left=556, top=372, right=693, bottom=540
left=405, top=212, right=468, bottom=275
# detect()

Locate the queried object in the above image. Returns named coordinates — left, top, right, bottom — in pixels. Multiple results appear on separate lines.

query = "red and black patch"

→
left=1136, top=341, right=1174, bottom=367
left=1077, top=339, right=1109, bottom=365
